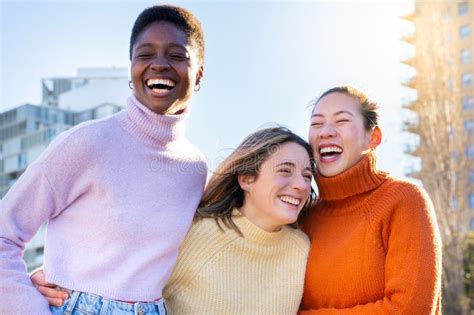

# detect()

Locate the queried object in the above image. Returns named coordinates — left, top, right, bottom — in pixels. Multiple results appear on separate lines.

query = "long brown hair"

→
left=195, top=127, right=316, bottom=235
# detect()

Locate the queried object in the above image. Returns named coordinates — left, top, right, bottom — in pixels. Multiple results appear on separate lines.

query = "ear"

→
left=237, top=174, right=254, bottom=192
left=196, top=64, right=204, bottom=85
left=368, top=126, right=382, bottom=149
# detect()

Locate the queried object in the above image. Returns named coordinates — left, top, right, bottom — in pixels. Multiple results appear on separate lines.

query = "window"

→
left=465, top=120, right=474, bottom=133
left=452, top=150, right=460, bottom=160
left=461, top=49, right=472, bottom=64
left=470, top=194, right=474, bottom=209
left=459, top=2, right=469, bottom=16
left=467, top=145, right=474, bottom=159
left=449, top=126, right=456, bottom=137
left=18, top=153, right=27, bottom=169
left=463, top=73, right=473, bottom=87
left=464, top=96, right=474, bottom=110
left=451, top=197, right=459, bottom=210
left=460, top=25, right=471, bottom=38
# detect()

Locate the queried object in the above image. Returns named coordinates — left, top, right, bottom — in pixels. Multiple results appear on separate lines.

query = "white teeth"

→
left=319, top=146, right=342, bottom=154
left=279, top=196, right=301, bottom=206
left=146, top=78, right=176, bottom=88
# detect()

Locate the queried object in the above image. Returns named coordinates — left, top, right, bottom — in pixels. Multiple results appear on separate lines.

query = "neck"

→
left=117, top=94, right=188, bottom=147
left=316, top=152, right=389, bottom=201
left=237, top=205, right=282, bottom=232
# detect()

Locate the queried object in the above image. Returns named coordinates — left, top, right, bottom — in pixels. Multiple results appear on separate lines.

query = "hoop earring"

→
left=128, top=80, right=134, bottom=90
left=194, top=83, right=201, bottom=92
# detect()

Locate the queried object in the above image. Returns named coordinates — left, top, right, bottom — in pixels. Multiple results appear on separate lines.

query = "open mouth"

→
left=279, top=195, right=301, bottom=207
left=145, top=78, right=176, bottom=93
left=319, top=146, right=343, bottom=160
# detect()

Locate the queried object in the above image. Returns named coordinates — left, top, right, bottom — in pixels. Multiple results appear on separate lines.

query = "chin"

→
left=319, top=163, right=346, bottom=177
left=281, top=214, right=299, bottom=225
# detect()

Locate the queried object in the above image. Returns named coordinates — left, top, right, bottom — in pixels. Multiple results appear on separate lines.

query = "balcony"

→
left=405, top=167, right=421, bottom=179
left=400, top=11, right=415, bottom=22
left=401, top=31, right=416, bottom=45
left=401, top=97, right=419, bottom=111
left=404, top=158, right=421, bottom=179
left=403, top=118, right=420, bottom=133
left=401, top=75, right=417, bottom=89
left=401, top=56, right=416, bottom=68
left=404, top=143, right=420, bottom=156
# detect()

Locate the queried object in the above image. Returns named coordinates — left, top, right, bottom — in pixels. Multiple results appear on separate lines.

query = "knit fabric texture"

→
left=163, top=210, right=310, bottom=315
left=0, top=95, right=207, bottom=314
left=299, top=152, right=442, bottom=314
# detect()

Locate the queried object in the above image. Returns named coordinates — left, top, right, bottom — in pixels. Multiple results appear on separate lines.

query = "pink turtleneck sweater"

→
left=0, top=95, right=207, bottom=314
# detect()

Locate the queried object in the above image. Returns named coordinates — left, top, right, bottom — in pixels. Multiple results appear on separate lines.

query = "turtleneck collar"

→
left=316, top=152, right=389, bottom=201
left=117, top=94, right=188, bottom=147
left=232, top=209, right=290, bottom=245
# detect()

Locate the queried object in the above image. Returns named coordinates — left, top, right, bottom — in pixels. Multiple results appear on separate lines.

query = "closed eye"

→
left=136, top=53, right=153, bottom=59
left=169, top=54, right=187, bottom=61
left=336, top=119, right=349, bottom=123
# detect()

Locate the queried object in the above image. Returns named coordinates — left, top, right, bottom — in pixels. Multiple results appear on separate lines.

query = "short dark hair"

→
left=129, top=5, right=205, bottom=62
left=313, top=85, right=380, bottom=130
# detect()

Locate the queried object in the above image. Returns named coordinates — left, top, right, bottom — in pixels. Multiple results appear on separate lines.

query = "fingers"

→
left=46, top=297, right=66, bottom=307
left=37, top=285, right=69, bottom=300
left=30, top=268, right=68, bottom=307
left=31, top=270, right=56, bottom=288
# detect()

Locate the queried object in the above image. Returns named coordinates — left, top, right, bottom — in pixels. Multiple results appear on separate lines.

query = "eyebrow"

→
left=311, top=110, right=355, bottom=118
left=134, top=43, right=188, bottom=51
left=275, top=162, right=313, bottom=173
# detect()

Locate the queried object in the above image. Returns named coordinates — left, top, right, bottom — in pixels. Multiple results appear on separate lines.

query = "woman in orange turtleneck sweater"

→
left=300, top=86, right=442, bottom=314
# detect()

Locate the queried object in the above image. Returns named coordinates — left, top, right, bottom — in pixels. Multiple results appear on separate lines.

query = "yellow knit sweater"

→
left=163, top=210, right=310, bottom=315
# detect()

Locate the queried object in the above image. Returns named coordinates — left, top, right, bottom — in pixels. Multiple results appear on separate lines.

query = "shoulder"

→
left=368, top=176, right=437, bottom=229
left=164, top=218, right=239, bottom=296
left=175, top=138, right=208, bottom=167
left=377, top=177, right=433, bottom=209
left=283, top=227, right=310, bottom=256
left=163, top=138, right=208, bottom=180
left=180, top=218, right=238, bottom=254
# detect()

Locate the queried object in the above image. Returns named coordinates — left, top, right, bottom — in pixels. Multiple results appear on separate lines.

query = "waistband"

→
left=57, top=287, right=167, bottom=314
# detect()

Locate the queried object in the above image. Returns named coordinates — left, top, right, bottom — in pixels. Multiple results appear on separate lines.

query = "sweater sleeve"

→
left=299, top=183, right=442, bottom=315
left=0, top=163, right=59, bottom=314
left=0, top=128, right=93, bottom=314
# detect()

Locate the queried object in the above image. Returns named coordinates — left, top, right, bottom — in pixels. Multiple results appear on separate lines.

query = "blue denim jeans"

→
left=50, top=289, right=167, bottom=315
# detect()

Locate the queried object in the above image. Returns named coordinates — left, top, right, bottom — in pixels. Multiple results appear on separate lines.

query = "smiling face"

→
left=238, top=142, right=313, bottom=232
left=309, top=92, right=375, bottom=177
left=130, top=21, right=203, bottom=115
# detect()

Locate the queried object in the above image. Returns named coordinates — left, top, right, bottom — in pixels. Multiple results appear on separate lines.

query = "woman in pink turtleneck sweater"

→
left=0, top=5, right=206, bottom=314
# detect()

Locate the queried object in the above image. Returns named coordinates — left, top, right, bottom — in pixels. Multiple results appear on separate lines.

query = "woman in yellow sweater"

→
left=300, top=85, right=442, bottom=314
left=33, top=127, right=315, bottom=314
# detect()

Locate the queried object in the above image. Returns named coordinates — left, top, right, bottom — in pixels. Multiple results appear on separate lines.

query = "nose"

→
left=319, top=123, right=336, bottom=139
left=150, top=54, right=171, bottom=72
left=292, top=174, right=310, bottom=193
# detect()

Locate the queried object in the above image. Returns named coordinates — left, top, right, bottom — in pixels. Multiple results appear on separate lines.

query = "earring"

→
left=128, top=81, right=134, bottom=90
left=194, top=83, right=201, bottom=92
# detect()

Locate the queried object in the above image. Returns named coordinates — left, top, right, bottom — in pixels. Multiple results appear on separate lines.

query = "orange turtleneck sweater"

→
left=299, top=153, right=442, bottom=314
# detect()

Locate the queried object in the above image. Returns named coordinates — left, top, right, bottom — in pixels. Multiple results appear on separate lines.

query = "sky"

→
left=0, top=0, right=416, bottom=180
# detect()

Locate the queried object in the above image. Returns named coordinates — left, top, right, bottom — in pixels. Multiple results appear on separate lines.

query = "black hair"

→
left=313, top=85, right=380, bottom=130
left=129, top=5, right=205, bottom=62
